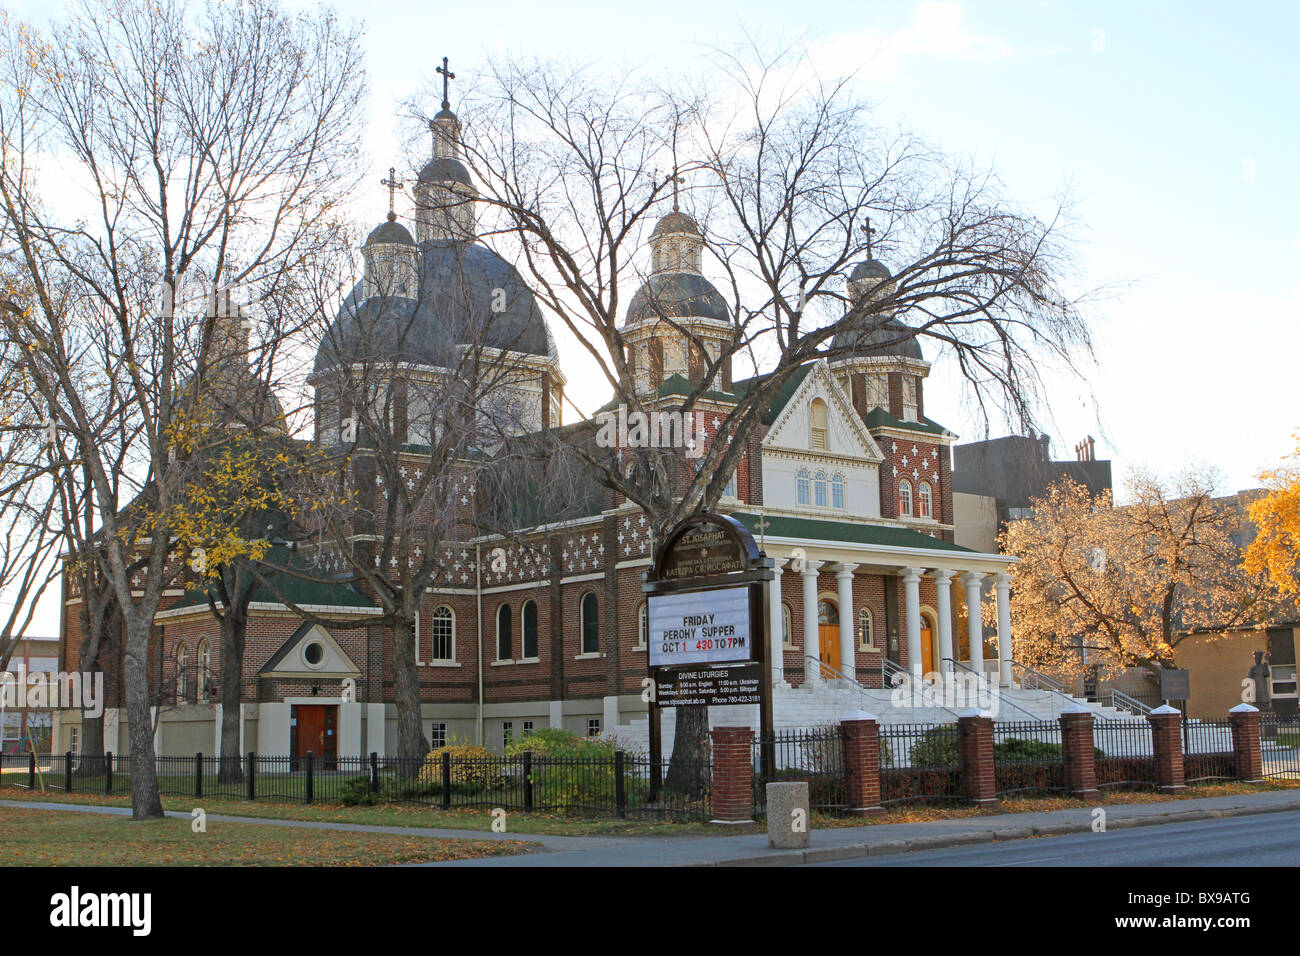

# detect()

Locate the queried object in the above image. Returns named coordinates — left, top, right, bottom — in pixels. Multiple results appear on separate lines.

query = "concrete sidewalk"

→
left=9, top=789, right=1300, bottom=866
left=424, top=788, right=1300, bottom=866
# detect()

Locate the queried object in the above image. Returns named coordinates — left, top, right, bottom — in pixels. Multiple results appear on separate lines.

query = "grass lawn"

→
left=0, top=805, right=533, bottom=866
left=4, top=778, right=1297, bottom=838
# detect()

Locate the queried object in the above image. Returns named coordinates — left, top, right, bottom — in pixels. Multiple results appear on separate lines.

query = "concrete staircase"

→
left=611, top=678, right=1145, bottom=756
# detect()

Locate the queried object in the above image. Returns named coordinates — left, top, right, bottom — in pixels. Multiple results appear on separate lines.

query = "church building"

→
left=56, top=75, right=1022, bottom=762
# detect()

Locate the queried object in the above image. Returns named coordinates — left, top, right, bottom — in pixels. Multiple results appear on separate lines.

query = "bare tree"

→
left=0, top=0, right=365, bottom=818
left=435, top=46, right=1094, bottom=769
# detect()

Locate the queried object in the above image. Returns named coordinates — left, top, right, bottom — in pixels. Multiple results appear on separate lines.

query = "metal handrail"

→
left=940, top=658, right=1043, bottom=721
left=802, top=655, right=960, bottom=718
left=1009, top=660, right=1066, bottom=694
left=1105, top=689, right=1153, bottom=717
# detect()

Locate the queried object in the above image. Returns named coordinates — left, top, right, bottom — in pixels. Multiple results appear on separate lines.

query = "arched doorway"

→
left=817, top=598, right=839, bottom=679
left=920, top=610, right=938, bottom=678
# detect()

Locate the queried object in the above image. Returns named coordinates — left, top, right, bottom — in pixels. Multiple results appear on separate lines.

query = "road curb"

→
left=692, top=796, right=1300, bottom=867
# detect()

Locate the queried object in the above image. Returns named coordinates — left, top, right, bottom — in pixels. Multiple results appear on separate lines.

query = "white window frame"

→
left=899, top=479, right=913, bottom=517
left=796, top=468, right=810, bottom=506
left=918, top=481, right=933, bottom=519
left=858, top=607, right=875, bottom=651
left=782, top=603, right=795, bottom=649
left=636, top=602, right=648, bottom=650
left=429, top=605, right=456, bottom=662
left=814, top=471, right=827, bottom=508
left=831, top=473, right=845, bottom=509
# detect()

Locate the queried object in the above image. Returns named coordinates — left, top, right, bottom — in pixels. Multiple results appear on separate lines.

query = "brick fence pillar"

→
left=1147, top=705, right=1185, bottom=791
left=958, top=710, right=998, bottom=806
left=1229, top=703, right=1264, bottom=783
left=709, top=726, right=755, bottom=824
left=840, top=710, right=883, bottom=816
left=1059, top=706, right=1100, bottom=799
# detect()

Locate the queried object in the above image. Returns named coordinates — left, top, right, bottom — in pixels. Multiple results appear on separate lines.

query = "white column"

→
left=995, top=572, right=1014, bottom=687
left=365, top=702, right=387, bottom=756
left=835, top=563, right=858, bottom=682
left=964, top=572, right=986, bottom=677
left=900, top=567, right=924, bottom=681
left=801, top=560, right=823, bottom=686
left=769, top=558, right=786, bottom=687
left=933, top=569, right=955, bottom=678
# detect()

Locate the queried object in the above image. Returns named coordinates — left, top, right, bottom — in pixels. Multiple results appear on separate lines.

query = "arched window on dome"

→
left=809, top=399, right=829, bottom=450
left=796, top=469, right=810, bottom=506
left=831, top=473, right=846, bottom=509
left=814, top=471, right=828, bottom=508
left=918, top=481, right=933, bottom=519
left=899, top=479, right=913, bottom=517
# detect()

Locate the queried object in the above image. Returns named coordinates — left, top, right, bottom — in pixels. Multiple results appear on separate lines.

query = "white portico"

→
left=734, top=511, right=1016, bottom=691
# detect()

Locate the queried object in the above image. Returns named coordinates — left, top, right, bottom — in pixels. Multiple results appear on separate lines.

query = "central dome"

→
left=315, top=239, right=554, bottom=374
left=624, top=272, right=730, bottom=325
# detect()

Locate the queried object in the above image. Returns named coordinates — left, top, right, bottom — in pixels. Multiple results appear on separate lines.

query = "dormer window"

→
left=810, top=398, right=828, bottom=450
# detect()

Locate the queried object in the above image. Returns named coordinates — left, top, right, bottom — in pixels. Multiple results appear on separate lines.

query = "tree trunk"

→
left=123, top=617, right=163, bottom=819
left=72, top=594, right=112, bottom=777
left=391, top=616, right=428, bottom=761
left=217, top=608, right=246, bottom=783
left=666, top=704, right=710, bottom=795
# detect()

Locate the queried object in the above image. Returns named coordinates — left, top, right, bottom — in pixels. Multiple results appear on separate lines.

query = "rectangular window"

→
left=587, top=718, right=601, bottom=738
left=832, top=478, right=845, bottom=509
left=430, top=608, right=454, bottom=661
left=814, top=478, right=827, bottom=507
left=796, top=473, right=810, bottom=505
left=866, top=375, right=888, bottom=409
left=430, top=722, right=447, bottom=749
left=68, top=726, right=79, bottom=756
left=522, top=720, right=534, bottom=735
left=503, top=721, right=513, bottom=747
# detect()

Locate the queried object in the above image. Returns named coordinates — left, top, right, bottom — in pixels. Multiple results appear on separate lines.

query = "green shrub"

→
left=336, top=775, right=377, bottom=806
left=505, top=728, right=622, bottom=811
left=909, top=727, right=960, bottom=767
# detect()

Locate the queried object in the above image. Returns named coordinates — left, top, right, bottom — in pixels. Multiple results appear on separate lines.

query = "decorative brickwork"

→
left=958, top=713, right=998, bottom=805
left=1229, top=705, right=1263, bottom=783
left=839, top=716, right=883, bottom=814
left=1059, top=711, right=1100, bottom=798
left=710, top=726, right=754, bottom=823
left=1147, top=708, right=1186, bottom=791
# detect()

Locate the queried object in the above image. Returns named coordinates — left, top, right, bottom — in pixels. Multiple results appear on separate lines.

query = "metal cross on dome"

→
left=437, top=56, right=455, bottom=111
left=380, top=166, right=404, bottom=220
left=862, top=217, right=876, bottom=259
left=667, top=170, right=685, bottom=211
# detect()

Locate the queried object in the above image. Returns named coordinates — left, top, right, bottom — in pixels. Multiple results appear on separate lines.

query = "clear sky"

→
left=7, top=0, right=1299, bottom=635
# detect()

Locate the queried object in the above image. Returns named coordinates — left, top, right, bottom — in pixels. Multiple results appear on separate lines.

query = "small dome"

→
left=850, top=259, right=892, bottom=281
left=651, top=211, right=701, bottom=238
left=832, top=315, right=923, bottom=361
left=624, top=272, right=729, bottom=326
left=364, top=218, right=416, bottom=248
left=418, top=156, right=472, bottom=186
left=433, top=107, right=458, bottom=122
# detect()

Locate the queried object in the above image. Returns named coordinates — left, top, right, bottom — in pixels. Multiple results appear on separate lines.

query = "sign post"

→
left=643, top=513, right=774, bottom=800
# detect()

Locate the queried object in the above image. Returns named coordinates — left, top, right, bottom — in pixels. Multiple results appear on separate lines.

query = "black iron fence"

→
left=0, top=749, right=712, bottom=820
left=991, top=721, right=1067, bottom=796
left=879, top=722, right=962, bottom=805
left=1183, top=719, right=1237, bottom=783
left=1092, top=719, right=1157, bottom=789
left=1259, top=714, right=1300, bottom=778
left=752, top=726, right=847, bottom=816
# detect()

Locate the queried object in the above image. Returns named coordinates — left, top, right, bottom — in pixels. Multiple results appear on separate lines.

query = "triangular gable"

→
left=258, top=621, right=361, bottom=679
left=762, top=360, right=884, bottom=462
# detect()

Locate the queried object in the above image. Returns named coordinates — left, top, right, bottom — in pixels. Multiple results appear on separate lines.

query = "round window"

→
left=304, top=642, right=324, bottom=666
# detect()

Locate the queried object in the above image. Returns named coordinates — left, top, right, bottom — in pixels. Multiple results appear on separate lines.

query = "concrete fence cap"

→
left=1060, top=703, right=1094, bottom=715
left=841, top=709, right=877, bottom=722
left=1149, top=704, right=1182, bottom=716
left=1229, top=703, right=1260, bottom=714
left=957, top=708, right=991, bottom=719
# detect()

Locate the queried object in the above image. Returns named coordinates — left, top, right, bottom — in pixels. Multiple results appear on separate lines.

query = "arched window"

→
left=637, top=602, right=648, bottom=650
left=175, top=642, right=189, bottom=700
left=899, top=479, right=913, bottom=517
left=918, top=481, right=933, bottom=518
left=781, top=603, right=794, bottom=648
left=796, top=469, right=810, bottom=506
left=581, top=592, right=600, bottom=654
left=810, top=399, right=828, bottom=450
left=496, top=603, right=513, bottom=661
left=196, top=639, right=211, bottom=700
left=814, top=471, right=828, bottom=508
left=831, top=473, right=845, bottom=509
left=522, top=601, right=539, bottom=659
left=858, top=607, right=874, bottom=650
left=430, top=605, right=455, bottom=661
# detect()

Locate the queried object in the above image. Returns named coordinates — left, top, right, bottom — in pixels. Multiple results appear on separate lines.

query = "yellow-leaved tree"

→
left=1245, top=436, right=1300, bottom=600
left=1001, top=467, right=1275, bottom=681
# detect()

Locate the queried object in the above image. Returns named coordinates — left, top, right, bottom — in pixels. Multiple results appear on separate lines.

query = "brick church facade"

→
left=56, top=86, right=1015, bottom=760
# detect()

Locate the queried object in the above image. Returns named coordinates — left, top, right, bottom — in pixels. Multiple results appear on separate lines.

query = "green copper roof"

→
left=863, top=406, right=954, bottom=437
left=732, top=511, right=972, bottom=553
left=730, top=364, right=813, bottom=426
left=171, top=555, right=375, bottom=613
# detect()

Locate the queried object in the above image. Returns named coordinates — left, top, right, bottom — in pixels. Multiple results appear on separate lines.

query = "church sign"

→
left=648, top=586, right=751, bottom=667
left=655, top=663, right=763, bottom=708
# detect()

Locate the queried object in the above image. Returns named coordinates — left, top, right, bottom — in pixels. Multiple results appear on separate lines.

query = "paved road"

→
left=810, top=809, right=1300, bottom=866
